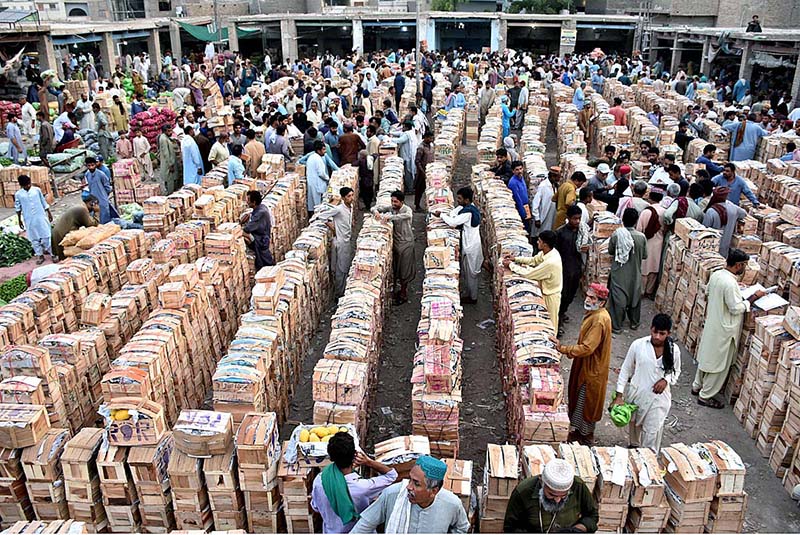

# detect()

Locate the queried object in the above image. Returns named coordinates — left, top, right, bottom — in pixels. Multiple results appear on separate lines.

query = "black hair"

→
left=340, top=187, right=354, bottom=197
left=688, top=183, right=704, bottom=199
left=667, top=164, right=681, bottom=175
left=496, top=147, right=508, bottom=157
left=578, top=187, right=593, bottom=202
left=703, top=143, right=716, bottom=154
left=640, top=140, right=652, bottom=149
left=696, top=169, right=710, bottom=181
left=604, top=144, right=616, bottom=154
left=231, top=145, right=243, bottom=157
left=613, top=97, right=622, bottom=106
left=457, top=187, right=473, bottom=202
left=313, top=140, right=325, bottom=151
left=247, top=190, right=262, bottom=204
left=651, top=313, right=676, bottom=374
left=571, top=171, right=587, bottom=184
left=648, top=147, right=660, bottom=156
left=511, top=160, right=524, bottom=169
left=723, top=162, right=736, bottom=172
left=17, top=174, right=31, bottom=187
left=788, top=142, right=797, bottom=152
left=622, top=207, right=639, bottom=227
left=246, top=129, right=256, bottom=139
left=566, top=204, right=582, bottom=218
left=328, top=432, right=356, bottom=469
left=726, top=248, right=749, bottom=266
left=391, top=190, right=405, bottom=201
left=538, top=230, right=557, bottom=249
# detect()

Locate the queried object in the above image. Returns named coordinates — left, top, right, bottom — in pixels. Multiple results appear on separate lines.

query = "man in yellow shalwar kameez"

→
left=503, top=230, right=563, bottom=332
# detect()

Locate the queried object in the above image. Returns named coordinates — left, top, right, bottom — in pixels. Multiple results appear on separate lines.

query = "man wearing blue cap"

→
left=351, top=455, right=470, bottom=533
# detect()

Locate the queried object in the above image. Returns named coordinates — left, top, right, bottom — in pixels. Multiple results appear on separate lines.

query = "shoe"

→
left=562, top=316, right=571, bottom=324
left=557, top=328, right=565, bottom=337
left=697, top=397, right=725, bottom=409
left=630, top=323, right=640, bottom=330
left=36, top=256, right=46, bottom=265
left=612, top=328, right=623, bottom=335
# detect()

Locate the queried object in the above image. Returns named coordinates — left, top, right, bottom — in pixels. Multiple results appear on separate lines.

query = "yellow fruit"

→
left=299, top=429, right=310, bottom=443
left=312, top=426, right=328, bottom=437
left=339, top=426, right=349, bottom=433
left=309, top=433, right=321, bottom=443
left=327, top=425, right=340, bottom=436
left=322, top=435, right=332, bottom=443
left=113, top=409, right=129, bottom=421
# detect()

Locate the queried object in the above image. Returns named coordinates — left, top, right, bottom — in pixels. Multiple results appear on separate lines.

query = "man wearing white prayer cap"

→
left=503, top=459, right=598, bottom=533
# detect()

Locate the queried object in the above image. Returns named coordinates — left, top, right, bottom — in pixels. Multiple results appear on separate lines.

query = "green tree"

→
left=430, top=0, right=458, bottom=11
left=508, top=0, right=571, bottom=14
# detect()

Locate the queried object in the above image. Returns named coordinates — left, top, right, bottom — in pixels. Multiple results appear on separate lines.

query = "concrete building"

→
left=649, top=26, right=800, bottom=101
left=587, top=0, right=800, bottom=29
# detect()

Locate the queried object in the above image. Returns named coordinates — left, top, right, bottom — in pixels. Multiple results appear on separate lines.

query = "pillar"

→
left=792, top=53, right=800, bottom=102
left=280, top=19, right=298, bottom=63
left=147, top=29, right=162, bottom=77
left=670, top=35, right=682, bottom=74
left=700, top=36, right=711, bottom=76
left=99, top=32, right=116, bottom=78
left=739, top=41, right=754, bottom=80
left=228, top=23, right=239, bottom=53
left=490, top=17, right=507, bottom=53
left=36, top=34, right=58, bottom=72
left=558, top=19, right=576, bottom=57
left=352, top=19, right=363, bottom=56
left=426, top=18, right=437, bottom=52
left=169, top=21, right=182, bottom=61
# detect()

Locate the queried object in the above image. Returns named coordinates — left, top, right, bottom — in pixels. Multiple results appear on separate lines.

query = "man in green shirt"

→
left=503, top=459, right=598, bottom=533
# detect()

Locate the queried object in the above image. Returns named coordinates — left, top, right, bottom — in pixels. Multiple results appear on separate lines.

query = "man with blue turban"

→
left=351, top=455, right=470, bottom=533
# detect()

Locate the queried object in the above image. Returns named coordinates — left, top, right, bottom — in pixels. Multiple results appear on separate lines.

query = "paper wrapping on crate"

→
left=235, top=412, right=280, bottom=469
left=659, top=443, right=716, bottom=503
left=560, top=443, right=599, bottom=492
left=521, top=444, right=557, bottom=478
left=81, top=294, right=111, bottom=326
left=172, top=410, right=233, bottom=457
left=100, top=397, right=166, bottom=447
left=691, top=440, right=746, bottom=496
left=374, top=436, right=430, bottom=468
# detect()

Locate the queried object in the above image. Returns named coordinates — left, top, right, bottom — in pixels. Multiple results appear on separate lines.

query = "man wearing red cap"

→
left=551, top=283, right=612, bottom=445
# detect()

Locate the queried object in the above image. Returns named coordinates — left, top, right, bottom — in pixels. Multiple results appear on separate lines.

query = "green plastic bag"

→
left=608, top=402, right=638, bottom=427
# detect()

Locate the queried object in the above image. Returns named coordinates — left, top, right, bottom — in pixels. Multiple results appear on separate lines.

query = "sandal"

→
left=698, top=397, right=724, bottom=409
left=691, top=388, right=700, bottom=397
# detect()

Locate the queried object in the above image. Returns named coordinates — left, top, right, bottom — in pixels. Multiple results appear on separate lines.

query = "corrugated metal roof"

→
left=0, top=9, right=38, bottom=24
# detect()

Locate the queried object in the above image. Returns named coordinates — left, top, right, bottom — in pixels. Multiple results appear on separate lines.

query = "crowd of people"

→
left=9, top=36, right=800, bottom=533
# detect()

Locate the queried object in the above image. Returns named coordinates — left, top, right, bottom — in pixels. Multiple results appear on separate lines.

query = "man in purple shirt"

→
left=311, top=432, right=397, bottom=533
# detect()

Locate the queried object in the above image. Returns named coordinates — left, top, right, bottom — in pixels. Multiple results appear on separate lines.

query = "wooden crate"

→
left=665, top=485, right=710, bottom=533
left=0, top=404, right=51, bottom=449
left=21, top=428, right=70, bottom=484
left=559, top=443, right=598, bottom=493
left=373, top=436, right=431, bottom=480
left=659, top=444, right=716, bottom=504
left=62, top=428, right=104, bottom=488
left=520, top=444, right=557, bottom=478
left=172, top=410, right=233, bottom=457
left=593, top=446, right=633, bottom=504
left=235, top=412, right=280, bottom=468
left=629, top=448, right=665, bottom=507
left=103, top=398, right=167, bottom=447
left=627, top=498, right=670, bottom=533
left=128, top=432, right=173, bottom=497
left=247, top=507, right=286, bottom=533
left=706, top=492, right=747, bottom=533
left=692, top=440, right=746, bottom=496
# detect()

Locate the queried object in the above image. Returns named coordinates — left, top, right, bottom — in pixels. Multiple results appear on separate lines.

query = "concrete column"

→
left=99, top=32, right=117, bottom=78
left=280, top=19, right=298, bottom=63
left=228, top=23, right=239, bottom=53
left=36, top=34, right=58, bottom=72
left=426, top=18, right=437, bottom=52
left=670, top=35, right=682, bottom=74
left=169, top=22, right=182, bottom=62
left=147, top=29, right=162, bottom=79
left=700, top=37, right=712, bottom=76
left=739, top=41, right=754, bottom=80
left=792, top=52, right=800, bottom=102
left=558, top=19, right=576, bottom=57
left=352, top=19, right=363, bottom=56
left=490, top=18, right=507, bottom=53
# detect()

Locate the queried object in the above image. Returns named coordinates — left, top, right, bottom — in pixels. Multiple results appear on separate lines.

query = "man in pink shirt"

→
left=609, top=97, right=627, bottom=126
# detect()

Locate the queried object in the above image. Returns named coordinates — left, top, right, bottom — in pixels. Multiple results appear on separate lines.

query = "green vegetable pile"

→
left=0, top=157, right=13, bottom=167
left=0, top=275, right=27, bottom=303
left=0, top=232, right=35, bottom=267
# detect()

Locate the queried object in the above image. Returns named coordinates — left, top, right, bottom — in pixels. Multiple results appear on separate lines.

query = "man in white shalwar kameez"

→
left=530, top=168, right=558, bottom=240
left=693, top=249, right=764, bottom=408
left=15, top=174, right=53, bottom=264
left=436, top=187, right=483, bottom=304
left=318, top=187, right=355, bottom=297
left=76, top=94, right=95, bottom=131
left=133, top=130, right=154, bottom=179
left=306, top=140, right=330, bottom=214
left=392, top=121, right=417, bottom=193
left=612, top=313, right=681, bottom=450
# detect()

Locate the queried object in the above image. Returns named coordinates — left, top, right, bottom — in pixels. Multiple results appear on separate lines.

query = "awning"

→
left=53, top=35, right=102, bottom=46
left=576, top=24, right=636, bottom=30
left=177, top=21, right=259, bottom=42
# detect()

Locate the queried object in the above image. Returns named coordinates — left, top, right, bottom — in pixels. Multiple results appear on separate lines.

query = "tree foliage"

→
left=508, top=0, right=571, bottom=14
left=431, top=0, right=458, bottom=11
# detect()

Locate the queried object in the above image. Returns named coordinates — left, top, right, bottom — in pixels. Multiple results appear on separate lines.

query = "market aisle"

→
left=366, top=209, right=427, bottom=449
left=453, top=145, right=506, bottom=465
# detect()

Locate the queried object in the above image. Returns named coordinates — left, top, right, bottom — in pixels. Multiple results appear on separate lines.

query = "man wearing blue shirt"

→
left=695, top=144, right=724, bottom=175
left=507, top=160, right=532, bottom=232
left=780, top=142, right=797, bottom=162
left=712, top=163, right=760, bottom=207
left=572, top=81, right=585, bottom=110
